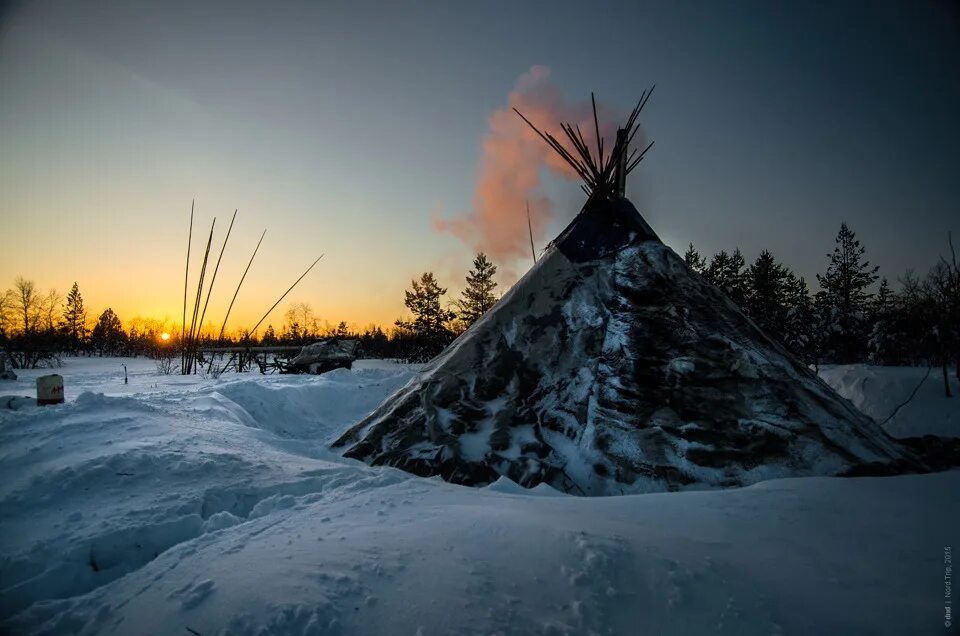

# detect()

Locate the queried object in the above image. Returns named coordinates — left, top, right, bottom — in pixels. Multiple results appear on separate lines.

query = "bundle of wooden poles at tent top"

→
left=179, top=201, right=324, bottom=376
left=513, top=87, right=655, bottom=200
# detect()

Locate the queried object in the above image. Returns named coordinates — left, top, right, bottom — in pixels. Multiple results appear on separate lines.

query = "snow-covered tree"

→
left=456, top=253, right=498, bottom=328
left=868, top=278, right=896, bottom=365
left=816, top=223, right=879, bottom=363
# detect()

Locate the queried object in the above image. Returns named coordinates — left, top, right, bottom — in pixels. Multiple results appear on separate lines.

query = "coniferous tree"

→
left=783, top=274, right=816, bottom=363
left=361, top=325, right=388, bottom=357
left=61, top=282, right=87, bottom=351
left=397, top=272, right=456, bottom=359
left=283, top=321, right=304, bottom=343
left=816, top=222, right=879, bottom=363
left=402, top=272, right=456, bottom=338
left=456, top=253, right=498, bottom=327
left=704, top=249, right=748, bottom=307
left=261, top=324, right=278, bottom=346
left=90, top=308, right=126, bottom=356
left=703, top=250, right=728, bottom=287
left=868, top=278, right=896, bottom=364
left=744, top=250, right=790, bottom=340
left=683, top=243, right=706, bottom=273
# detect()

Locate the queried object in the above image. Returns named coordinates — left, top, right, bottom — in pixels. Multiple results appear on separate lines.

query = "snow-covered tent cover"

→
left=333, top=92, right=920, bottom=495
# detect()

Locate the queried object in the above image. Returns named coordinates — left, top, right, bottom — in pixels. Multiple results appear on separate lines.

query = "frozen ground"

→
left=1, top=357, right=956, bottom=635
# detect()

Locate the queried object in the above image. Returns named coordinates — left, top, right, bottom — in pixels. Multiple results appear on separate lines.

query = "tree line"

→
left=2, top=224, right=956, bottom=396
left=683, top=223, right=958, bottom=396
left=392, top=223, right=959, bottom=399
left=0, top=278, right=159, bottom=367
left=0, top=253, right=501, bottom=369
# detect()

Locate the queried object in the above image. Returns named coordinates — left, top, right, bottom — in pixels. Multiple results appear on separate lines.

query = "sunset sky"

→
left=1, top=0, right=958, bottom=333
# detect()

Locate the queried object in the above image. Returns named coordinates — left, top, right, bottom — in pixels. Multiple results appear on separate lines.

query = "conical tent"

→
left=333, top=94, right=919, bottom=495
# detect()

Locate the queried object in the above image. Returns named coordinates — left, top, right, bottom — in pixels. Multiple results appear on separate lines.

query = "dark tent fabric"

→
left=333, top=197, right=919, bottom=495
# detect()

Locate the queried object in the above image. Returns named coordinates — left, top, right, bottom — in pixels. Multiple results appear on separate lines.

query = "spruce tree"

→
left=783, top=274, right=815, bottom=363
left=816, top=222, right=879, bottom=363
left=457, top=253, right=498, bottom=327
left=704, top=249, right=748, bottom=307
left=403, top=272, right=456, bottom=341
left=744, top=250, right=790, bottom=340
left=61, top=282, right=87, bottom=351
left=868, top=278, right=895, bottom=364
left=262, top=324, right=277, bottom=345
left=90, top=308, right=126, bottom=356
left=683, top=243, right=706, bottom=273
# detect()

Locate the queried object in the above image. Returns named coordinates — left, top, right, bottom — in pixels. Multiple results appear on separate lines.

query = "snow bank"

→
left=1, top=358, right=956, bottom=634
left=819, top=364, right=959, bottom=439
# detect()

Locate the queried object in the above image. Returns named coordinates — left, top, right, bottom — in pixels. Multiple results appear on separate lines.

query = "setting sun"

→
left=160, top=333, right=171, bottom=341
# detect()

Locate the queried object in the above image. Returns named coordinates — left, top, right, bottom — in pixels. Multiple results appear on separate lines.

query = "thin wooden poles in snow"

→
left=181, top=200, right=194, bottom=361
left=182, top=218, right=216, bottom=375
left=178, top=205, right=322, bottom=375
left=526, top=201, right=537, bottom=265
left=217, top=229, right=265, bottom=344
left=248, top=254, right=325, bottom=336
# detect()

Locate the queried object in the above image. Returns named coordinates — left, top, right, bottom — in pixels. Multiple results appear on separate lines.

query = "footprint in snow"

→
left=172, top=579, right=216, bottom=609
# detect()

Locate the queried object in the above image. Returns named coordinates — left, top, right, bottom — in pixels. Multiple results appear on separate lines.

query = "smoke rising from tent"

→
left=434, top=66, right=623, bottom=262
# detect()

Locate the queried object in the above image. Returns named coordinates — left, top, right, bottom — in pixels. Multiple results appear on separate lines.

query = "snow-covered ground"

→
left=1, top=357, right=956, bottom=635
left=820, top=364, right=959, bottom=439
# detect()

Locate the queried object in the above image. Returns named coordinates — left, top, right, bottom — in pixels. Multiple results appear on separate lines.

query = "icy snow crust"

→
left=335, top=201, right=915, bottom=495
left=0, top=357, right=956, bottom=634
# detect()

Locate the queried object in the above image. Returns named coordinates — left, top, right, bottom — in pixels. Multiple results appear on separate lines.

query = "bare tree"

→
left=12, top=277, right=40, bottom=334
left=40, top=288, right=62, bottom=332
left=2, top=278, right=57, bottom=368
left=923, top=233, right=960, bottom=397
left=0, top=289, right=12, bottom=335
left=284, top=302, right=319, bottom=340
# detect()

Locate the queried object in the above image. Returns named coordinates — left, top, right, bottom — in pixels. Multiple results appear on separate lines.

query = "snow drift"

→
left=1, top=358, right=954, bottom=634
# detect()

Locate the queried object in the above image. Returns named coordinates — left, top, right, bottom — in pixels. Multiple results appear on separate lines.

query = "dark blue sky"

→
left=1, top=0, right=958, bottom=325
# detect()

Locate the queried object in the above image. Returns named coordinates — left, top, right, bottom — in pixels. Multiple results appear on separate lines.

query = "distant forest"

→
left=1, top=224, right=957, bottom=394
left=681, top=223, right=958, bottom=395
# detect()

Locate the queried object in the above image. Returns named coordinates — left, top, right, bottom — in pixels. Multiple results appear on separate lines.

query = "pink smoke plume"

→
left=434, top=66, right=623, bottom=262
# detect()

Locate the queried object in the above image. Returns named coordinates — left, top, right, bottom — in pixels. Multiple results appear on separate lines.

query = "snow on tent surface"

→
left=334, top=196, right=918, bottom=495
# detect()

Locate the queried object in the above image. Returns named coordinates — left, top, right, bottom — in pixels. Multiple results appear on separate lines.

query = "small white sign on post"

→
left=37, top=374, right=64, bottom=406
